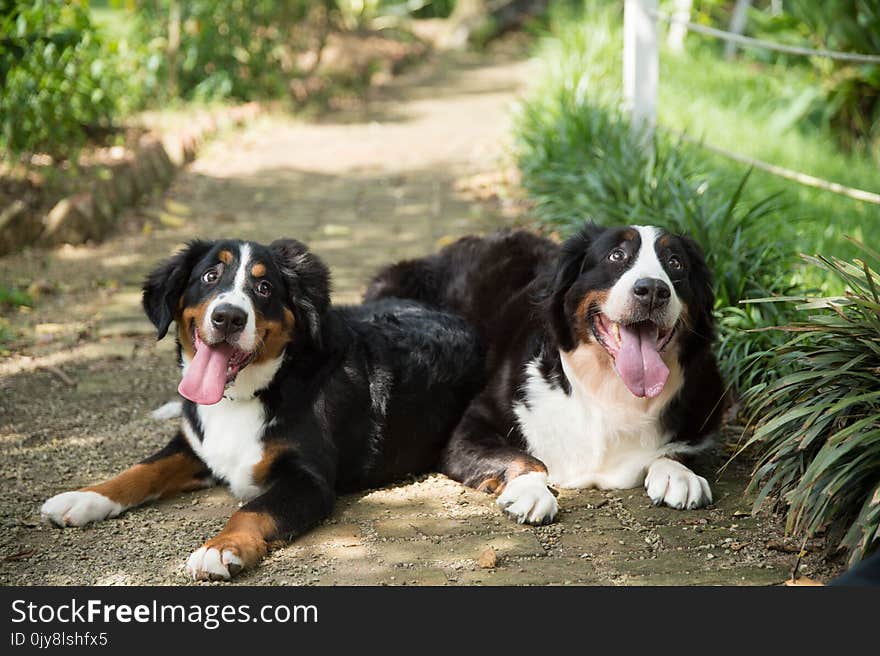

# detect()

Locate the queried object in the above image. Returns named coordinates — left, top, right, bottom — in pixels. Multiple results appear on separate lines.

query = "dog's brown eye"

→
left=668, top=256, right=683, bottom=271
left=202, top=268, right=220, bottom=284
left=609, top=248, right=627, bottom=263
left=255, top=280, right=272, bottom=297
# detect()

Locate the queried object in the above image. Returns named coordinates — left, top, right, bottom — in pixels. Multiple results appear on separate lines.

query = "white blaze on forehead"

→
left=202, top=243, right=258, bottom=351
left=602, top=225, right=682, bottom=325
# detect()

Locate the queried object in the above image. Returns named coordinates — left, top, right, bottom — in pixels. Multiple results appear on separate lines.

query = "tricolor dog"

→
left=41, top=238, right=483, bottom=580
left=366, top=224, right=725, bottom=525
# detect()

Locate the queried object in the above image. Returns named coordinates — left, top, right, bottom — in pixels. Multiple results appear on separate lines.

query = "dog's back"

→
left=365, top=230, right=558, bottom=342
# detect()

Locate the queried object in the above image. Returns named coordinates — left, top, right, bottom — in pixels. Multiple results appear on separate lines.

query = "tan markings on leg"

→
left=250, top=262, right=266, bottom=277
left=574, top=290, right=609, bottom=344
left=476, top=477, right=503, bottom=494
left=178, top=298, right=212, bottom=359
left=83, top=453, right=208, bottom=508
left=218, top=250, right=234, bottom=264
left=251, top=442, right=290, bottom=486
left=253, top=307, right=294, bottom=364
left=201, top=511, right=277, bottom=570
left=476, top=458, right=548, bottom=496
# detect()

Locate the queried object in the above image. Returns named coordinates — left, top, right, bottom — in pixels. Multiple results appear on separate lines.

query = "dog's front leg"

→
left=41, top=432, right=212, bottom=527
left=185, top=457, right=335, bottom=581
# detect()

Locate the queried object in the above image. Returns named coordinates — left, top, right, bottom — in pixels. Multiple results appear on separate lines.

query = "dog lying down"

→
left=41, top=238, right=484, bottom=580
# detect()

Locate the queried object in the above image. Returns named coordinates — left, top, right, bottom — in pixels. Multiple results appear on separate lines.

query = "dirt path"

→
left=0, top=49, right=841, bottom=586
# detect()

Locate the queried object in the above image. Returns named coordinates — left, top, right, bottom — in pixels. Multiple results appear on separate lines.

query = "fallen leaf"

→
left=477, top=547, right=496, bottom=569
left=3, top=549, right=36, bottom=562
left=732, top=510, right=751, bottom=518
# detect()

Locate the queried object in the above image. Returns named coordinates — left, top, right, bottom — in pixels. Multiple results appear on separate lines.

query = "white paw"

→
left=41, top=491, right=123, bottom=527
left=645, top=459, right=712, bottom=510
left=151, top=400, right=183, bottom=420
left=185, top=546, right=243, bottom=581
left=496, top=471, right=559, bottom=525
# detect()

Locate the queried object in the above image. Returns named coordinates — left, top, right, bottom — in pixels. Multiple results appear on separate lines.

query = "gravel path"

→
left=0, top=47, right=843, bottom=586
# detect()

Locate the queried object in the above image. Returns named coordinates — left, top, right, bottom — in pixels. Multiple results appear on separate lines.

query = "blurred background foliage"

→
left=0, top=0, right=463, bottom=159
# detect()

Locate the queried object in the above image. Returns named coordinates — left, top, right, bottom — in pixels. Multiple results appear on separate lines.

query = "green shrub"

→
left=0, top=0, right=127, bottom=158
left=513, top=2, right=794, bottom=394
left=740, top=244, right=880, bottom=563
left=130, top=0, right=335, bottom=102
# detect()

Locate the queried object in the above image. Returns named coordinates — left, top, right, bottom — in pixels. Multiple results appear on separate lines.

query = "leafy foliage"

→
left=513, top=2, right=794, bottom=394
left=741, top=244, right=880, bottom=563
left=0, top=0, right=127, bottom=157
left=695, top=0, right=880, bottom=154
left=130, top=0, right=335, bottom=102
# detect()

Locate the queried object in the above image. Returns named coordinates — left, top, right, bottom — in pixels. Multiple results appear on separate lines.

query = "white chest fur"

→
left=182, top=397, right=266, bottom=501
left=513, top=347, right=683, bottom=491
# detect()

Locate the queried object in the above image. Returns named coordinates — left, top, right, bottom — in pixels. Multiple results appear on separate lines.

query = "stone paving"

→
left=0, top=48, right=842, bottom=585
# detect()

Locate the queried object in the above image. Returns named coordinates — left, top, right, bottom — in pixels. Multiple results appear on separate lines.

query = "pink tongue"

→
left=178, top=335, right=234, bottom=405
left=614, top=323, right=669, bottom=398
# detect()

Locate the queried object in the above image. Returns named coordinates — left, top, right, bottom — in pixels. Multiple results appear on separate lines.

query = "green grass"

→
left=658, top=41, right=880, bottom=264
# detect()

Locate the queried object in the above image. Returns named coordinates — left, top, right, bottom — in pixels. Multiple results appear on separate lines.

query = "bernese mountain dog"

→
left=41, top=238, right=483, bottom=580
left=365, top=223, right=725, bottom=525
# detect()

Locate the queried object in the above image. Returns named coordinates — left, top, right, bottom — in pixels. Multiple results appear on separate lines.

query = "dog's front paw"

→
left=645, top=458, right=712, bottom=510
left=497, top=471, right=558, bottom=525
left=41, top=491, right=123, bottom=527
left=185, top=546, right=243, bottom=581
left=185, top=532, right=268, bottom=581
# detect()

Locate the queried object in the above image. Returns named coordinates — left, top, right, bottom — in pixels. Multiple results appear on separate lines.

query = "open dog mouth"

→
left=177, top=328, right=255, bottom=405
left=590, top=312, right=676, bottom=399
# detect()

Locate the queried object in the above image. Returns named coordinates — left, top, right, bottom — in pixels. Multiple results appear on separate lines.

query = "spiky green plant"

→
left=741, top=242, right=880, bottom=563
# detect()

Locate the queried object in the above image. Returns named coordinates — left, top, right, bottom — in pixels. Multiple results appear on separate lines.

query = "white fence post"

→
left=667, top=0, right=693, bottom=53
left=623, top=0, right=658, bottom=148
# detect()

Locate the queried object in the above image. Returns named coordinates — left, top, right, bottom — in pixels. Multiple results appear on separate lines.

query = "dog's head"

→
left=143, top=238, right=330, bottom=405
left=545, top=224, right=714, bottom=399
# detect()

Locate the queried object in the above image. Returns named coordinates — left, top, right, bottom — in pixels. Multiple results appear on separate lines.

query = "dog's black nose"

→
left=211, top=304, right=247, bottom=336
left=632, top=278, right=671, bottom=309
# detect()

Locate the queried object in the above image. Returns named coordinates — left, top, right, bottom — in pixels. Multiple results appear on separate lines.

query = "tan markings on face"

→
left=179, top=298, right=212, bottom=358
left=253, top=307, right=295, bottom=364
left=574, top=290, right=609, bottom=345
left=200, top=510, right=278, bottom=570
left=657, top=234, right=672, bottom=248
left=251, top=442, right=290, bottom=486
left=250, top=262, right=266, bottom=277
left=476, top=457, right=548, bottom=496
left=83, top=452, right=209, bottom=507
left=218, top=250, right=234, bottom=264
left=563, top=340, right=684, bottom=410
left=621, top=228, right=639, bottom=242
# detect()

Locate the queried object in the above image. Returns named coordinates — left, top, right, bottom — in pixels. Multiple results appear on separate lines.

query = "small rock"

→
left=477, top=547, right=497, bottom=569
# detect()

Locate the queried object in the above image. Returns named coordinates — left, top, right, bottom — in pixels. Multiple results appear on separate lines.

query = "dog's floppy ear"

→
left=679, top=235, right=716, bottom=342
left=142, top=240, right=212, bottom=340
left=269, top=238, right=331, bottom=348
left=544, top=223, right=603, bottom=351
